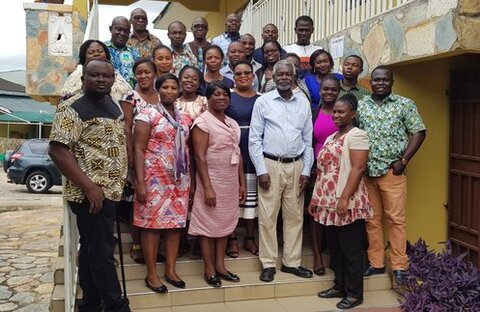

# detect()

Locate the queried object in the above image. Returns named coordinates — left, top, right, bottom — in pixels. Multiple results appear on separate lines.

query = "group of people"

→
left=49, top=8, right=426, bottom=312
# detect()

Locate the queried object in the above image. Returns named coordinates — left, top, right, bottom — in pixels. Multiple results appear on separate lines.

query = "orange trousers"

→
left=364, top=169, right=408, bottom=270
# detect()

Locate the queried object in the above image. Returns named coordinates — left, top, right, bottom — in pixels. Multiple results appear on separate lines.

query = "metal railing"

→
left=63, top=1, right=99, bottom=311
left=241, top=0, right=413, bottom=46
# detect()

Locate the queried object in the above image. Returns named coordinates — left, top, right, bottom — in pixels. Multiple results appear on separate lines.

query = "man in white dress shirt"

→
left=249, top=60, right=314, bottom=282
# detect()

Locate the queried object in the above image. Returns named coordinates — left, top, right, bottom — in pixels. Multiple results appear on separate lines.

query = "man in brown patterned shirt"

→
left=49, top=60, right=130, bottom=312
left=127, top=8, right=161, bottom=58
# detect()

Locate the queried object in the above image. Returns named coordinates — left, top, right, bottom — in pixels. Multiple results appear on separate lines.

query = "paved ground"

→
left=0, top=171, right=63, bottom=311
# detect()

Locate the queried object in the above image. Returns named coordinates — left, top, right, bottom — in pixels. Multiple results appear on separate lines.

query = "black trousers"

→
left=69, top=199, right=130, bottom=312
left=325, top=219, right=365, bottom=299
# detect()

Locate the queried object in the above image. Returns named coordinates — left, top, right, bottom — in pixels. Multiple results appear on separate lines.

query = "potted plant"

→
left=401, top=239, right=480, bottom=311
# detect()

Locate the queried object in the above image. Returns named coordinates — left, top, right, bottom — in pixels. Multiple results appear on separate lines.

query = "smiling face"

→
left=342, top=56, right=363, bottom=80
left=227, top=42, right=246, bottom=64
left=240, top=35, right=255, bottom=58
left=110, top=17, right=131, bottom=48
left=314, top=52, right=332, bottom=76
left=85, top=42, right=107, bottom=63
left=263, top=41, right=281, bottom=65
left=320, top=78, right=340, bottom=105
left=134, top=62, right=156, bottom=90
left=158, top=78, right=179, bottom=105
left=274, top=63, right=294, bottom=91
left=208, top=87, right=230, bottom=113
left=370, top=68, right=393, bottom=97
left=130, top=8, right=148, bottom=32
left=233, top=63, right=254, bottom=90
left=204, top=47, right=223, bottom=72
left=332, top=100, right=356, bottom=128
left=180, top=68, right=201, bottom=95
left=82, top=60, right=115, bottom=96
left=153, top=47, right=173, bottom=75
left=225, top=14, right=241, bottom=34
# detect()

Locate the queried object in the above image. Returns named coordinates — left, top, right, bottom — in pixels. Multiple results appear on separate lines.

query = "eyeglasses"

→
left=193, top=24, right=208, bottom=29
left=234, top=71, right=252, bottom=76
left=132, top=16, right=147, bottom=21
left=264, top=48, right=279, bottom=55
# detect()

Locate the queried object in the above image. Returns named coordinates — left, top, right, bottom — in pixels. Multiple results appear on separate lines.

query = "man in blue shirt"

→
left=249, top=60, right=314, bottom=283
left=105, top=16, right=140, bottom=88
left=211, top=13, right=242, bottom=55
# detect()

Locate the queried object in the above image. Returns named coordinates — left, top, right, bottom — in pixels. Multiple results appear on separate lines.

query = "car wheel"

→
left=26, top=171, right=52, bottom=193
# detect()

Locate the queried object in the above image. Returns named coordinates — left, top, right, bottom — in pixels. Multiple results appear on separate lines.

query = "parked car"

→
left=4, top=139, right=62, bottom=193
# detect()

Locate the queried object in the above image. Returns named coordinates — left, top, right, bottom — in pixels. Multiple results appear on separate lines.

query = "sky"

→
left=0, top=0, right=192, bottom=72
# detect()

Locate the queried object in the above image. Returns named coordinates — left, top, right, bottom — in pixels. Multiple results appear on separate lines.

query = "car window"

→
left=28, top=143, right=48, bottom=154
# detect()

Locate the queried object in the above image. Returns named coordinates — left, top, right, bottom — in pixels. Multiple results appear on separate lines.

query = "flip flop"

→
left=244, top=236, right=259, bottom=256
left=226, top=236, right=239, bottom=258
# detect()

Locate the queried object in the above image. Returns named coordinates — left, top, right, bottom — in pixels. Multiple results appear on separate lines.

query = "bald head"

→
left=82, top=59, right=115, bottom=96
left=109, top=16, right=130, bottom=48
left=130, top=8, right=148, bottom=32
left=191, top=17, right=208, bottom=41
left=167, top=21, right=187, bottom=49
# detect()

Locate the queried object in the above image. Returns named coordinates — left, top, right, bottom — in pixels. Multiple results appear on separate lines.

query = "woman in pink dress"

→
left=134, top=74, right=192, bottom=293
left=189, top=81, right=246, bottom=287
left=309, top=93, right=372, bottom=309
left=307, top=74, right=341, bottom=276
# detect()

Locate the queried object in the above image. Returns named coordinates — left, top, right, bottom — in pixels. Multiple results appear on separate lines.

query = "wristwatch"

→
left=400, top=157, right=409, bottom=166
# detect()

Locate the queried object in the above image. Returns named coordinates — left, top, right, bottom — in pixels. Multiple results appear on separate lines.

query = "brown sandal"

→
left=244, top=236, right=259, bottom=256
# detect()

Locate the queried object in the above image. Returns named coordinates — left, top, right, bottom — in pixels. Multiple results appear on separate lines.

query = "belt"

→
left=263, top=153, right=302, bottom=163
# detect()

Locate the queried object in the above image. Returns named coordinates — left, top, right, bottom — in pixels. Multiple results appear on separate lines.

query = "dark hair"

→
left=152, top=44, right=172, bottom=58
left=233, top=60, right=253, bottom=72
left=155, top=73, right=179, bottom=91
left=372, top=65, right=392, bottom=77
left=284, top=52, right=301, bottom=63
left=262, top=40, right=282, bottom=54
left=321, top=74, right=341, bottom=88
left=344, top=54, right=364, bottom=69
left=133, top=57, right=157, bottom=74
left=203, top=45, right=224, bottom=61
left=336, top=93, right=359, bottom=126
left=178, top=65, right=204, bottom=87
left=79, top=40, right=111, bottom=65
left=295, top=15, right=314, bottom=28
left=310, top=49, right=334, bottom=73
left=205, top=80, right=231, bottom=100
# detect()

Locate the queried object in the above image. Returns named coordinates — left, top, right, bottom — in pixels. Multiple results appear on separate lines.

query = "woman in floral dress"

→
left=308, top=93, right=372, bottom=310
left=134, top=74, right=192, bottom=293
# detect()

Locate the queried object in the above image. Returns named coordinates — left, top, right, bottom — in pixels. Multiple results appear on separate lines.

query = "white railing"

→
left=63, top=1, right=99, bottom=312
left=241, top=0, right=413, bottom=46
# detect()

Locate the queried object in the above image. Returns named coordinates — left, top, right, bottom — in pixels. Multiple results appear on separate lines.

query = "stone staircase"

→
left=50, top=227, right=396, bottom=311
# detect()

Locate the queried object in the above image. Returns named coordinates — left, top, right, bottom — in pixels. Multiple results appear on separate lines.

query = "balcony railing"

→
left=241, top=0, right=413, bottom=46
left=63, top=1, right=99, bottom=312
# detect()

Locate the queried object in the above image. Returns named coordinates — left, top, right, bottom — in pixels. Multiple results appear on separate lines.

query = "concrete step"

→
left=50, top=267, right=392, bottom=311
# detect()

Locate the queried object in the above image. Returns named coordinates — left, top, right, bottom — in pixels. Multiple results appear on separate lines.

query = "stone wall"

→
left=24, top=3, right=86, bottom=98
left=315, top=0, right=479, bottom=76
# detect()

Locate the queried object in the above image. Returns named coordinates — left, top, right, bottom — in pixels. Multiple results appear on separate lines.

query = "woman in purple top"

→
left=307, top=74, right=341, bottom=276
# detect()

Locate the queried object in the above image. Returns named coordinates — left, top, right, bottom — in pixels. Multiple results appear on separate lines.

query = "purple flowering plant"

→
left=401, top=239, right=480, bottom=311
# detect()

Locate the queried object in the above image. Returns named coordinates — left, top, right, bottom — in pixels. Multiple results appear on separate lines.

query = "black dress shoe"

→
left=280, top=265, right=313, bottom=278
left=393, top=270, right=407, bottom=285
left=336, top=297, right=363, bottom=309
left=144, top=278, right=168, bottom=293
left=317, top=287, right=345, bottom=298
left=165, top=275, right=186, bottom=289
left=259, top=267, right=276, bottom=282
left=204, top=274, right=222, bottom=287
left=363, top=265, right=385, bottom=277
left=216, top=271, right=240, bottom=282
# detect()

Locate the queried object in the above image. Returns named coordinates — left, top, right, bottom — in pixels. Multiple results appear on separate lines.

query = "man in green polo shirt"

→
left=358, top=66, right=426, bottom=285
left=339, top=55, right=370, bottom=101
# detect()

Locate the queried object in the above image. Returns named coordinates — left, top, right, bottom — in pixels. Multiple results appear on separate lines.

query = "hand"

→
left=85, top=183, right=105, bottom=214
left=239, top=184, right=246, bottom=205
left=135, top=182, right=147, bottom=204
left=336, top=198, right=349, bottom=219
left=299, top=175, right=309, bottom=192
left=308, top=203, right=317, bottom=217
left=391, top=160, right=406, bottom=176
left=205, top=187, right=216, bottom=207
left=258, top=173, right=271, bottom=191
